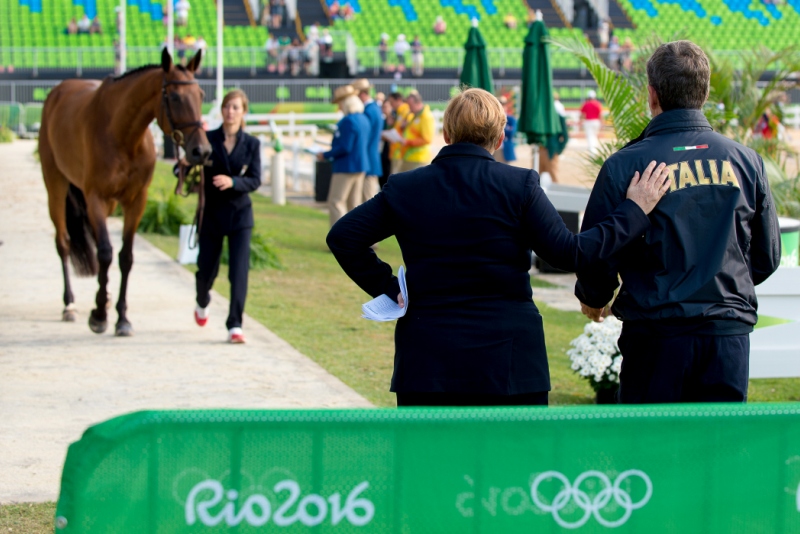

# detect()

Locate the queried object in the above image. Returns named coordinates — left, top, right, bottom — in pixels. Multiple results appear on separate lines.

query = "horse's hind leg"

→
left=85, top=193, right=113, bottom=334
left=114, top=190, right=147, bottom=337
left=40, top=139, right=76, bottom=321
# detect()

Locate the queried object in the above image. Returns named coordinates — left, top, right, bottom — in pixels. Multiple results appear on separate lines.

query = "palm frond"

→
left=548, top=35, right=651, bottom=143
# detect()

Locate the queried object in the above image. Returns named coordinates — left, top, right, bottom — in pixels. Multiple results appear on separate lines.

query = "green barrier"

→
left=56, top=405, right=800, bottom=533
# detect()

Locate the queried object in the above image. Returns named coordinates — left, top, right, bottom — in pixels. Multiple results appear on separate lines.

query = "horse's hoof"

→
left=88, top=311, right=108, bottom=334
left=62, top=308, right=77, bottom=322
left=115, top=321, right=134, bottom=337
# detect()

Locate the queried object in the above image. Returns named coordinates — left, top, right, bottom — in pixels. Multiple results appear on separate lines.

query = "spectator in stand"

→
left=288, top=38, right=302, bottom=76
left=397, top=91, right=435, bottom=172
left=433, top=15, right=447, bottom=35
left=394, top=34, right=410, bottom=73
left=329, top=0, right=341, bottom=20
left=341, top=2, right=355, bottom=20
left=176, top=36, right=187, bottom=65
left=353, top=79, right=385, bottom=203
left=580, top=89, right=602, bottom=155
left=504, top=12, right=518, bottom=29
left=113, top=39, right=122, bottom=74
left=77, top=14, right=91, bottom=34
left=411, top=35, right=424, bottom=77
left=89, top=16, right=102, bottom=34
left=265, top=35, right=279, bottom=72
left=318, top=85, right=370, bottom=227
left=495, top=96, right=517, bottom=164
left=385, top=92, right=409, bottom=175
left=176, top=0, right=191, bottom=26
left=621, top=37, right=635, bottom=72
left=608, top=35, right=621, bottom=71
left=319, top=30, right=334, bottom=61
left=598, top=19, right=610, bottom=50
left=271, top=0, right=284, bottom=28
left=378, top=33, right=390, bottom=72
left=303, top=36, right=318, bottom=75
left=277, top=35, right=291, bottom=73
left=66, top=17, right=78, bottom=35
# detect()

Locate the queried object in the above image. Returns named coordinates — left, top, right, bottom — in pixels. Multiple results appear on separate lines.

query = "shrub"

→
left=137, top=195, right=191, bottom=236
left=0, top=126, right=15, bottom=143
left=222, top=232, right=283, bottom=270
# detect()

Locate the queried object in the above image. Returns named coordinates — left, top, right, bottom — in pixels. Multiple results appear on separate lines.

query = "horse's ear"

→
left=161, top=47, right=172, bottom=72
left=188, top=49, right=202, bottom=72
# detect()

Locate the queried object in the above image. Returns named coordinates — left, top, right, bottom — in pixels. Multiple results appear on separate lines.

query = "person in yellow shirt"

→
left=397, top=91, right=434, bottom=172
left=383, top=93, right=409, bottom=176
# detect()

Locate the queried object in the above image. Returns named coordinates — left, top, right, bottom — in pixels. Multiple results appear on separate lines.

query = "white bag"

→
left=177, top=224, right=199, bottom=265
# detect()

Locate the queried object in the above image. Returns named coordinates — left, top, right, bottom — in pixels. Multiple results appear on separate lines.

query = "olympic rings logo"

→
left=531, top=470, right=652, bottom=529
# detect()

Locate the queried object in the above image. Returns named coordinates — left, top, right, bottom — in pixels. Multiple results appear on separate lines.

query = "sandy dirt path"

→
left=0, top=140, right=370, bottom=503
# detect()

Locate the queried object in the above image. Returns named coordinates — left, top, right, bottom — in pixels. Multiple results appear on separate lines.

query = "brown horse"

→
left=39, top=49, right=211, bottom=336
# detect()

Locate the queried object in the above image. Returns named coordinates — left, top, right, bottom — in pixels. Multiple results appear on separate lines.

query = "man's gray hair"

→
left=646, top=40, right=710, bottom=111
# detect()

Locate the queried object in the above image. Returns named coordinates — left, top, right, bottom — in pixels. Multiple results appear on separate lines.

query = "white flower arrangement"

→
left=567, top=317, right=623, bottom=392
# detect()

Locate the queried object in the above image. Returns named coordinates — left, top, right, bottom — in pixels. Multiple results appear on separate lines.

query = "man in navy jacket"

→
left=353, top=78, right=385, bottom=201
left=319, top=85, right=370, bottom=227
left=576, top=41, right=781, bottom=403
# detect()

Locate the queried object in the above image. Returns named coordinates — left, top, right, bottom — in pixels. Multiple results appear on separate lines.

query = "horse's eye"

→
left=170, top=93, right=180, bottom=101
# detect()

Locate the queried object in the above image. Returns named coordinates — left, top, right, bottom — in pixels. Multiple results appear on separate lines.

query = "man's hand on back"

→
left=581, top=302, right=610, bottom=323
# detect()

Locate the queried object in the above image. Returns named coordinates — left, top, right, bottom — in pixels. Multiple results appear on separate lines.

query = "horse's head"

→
left=157, top=49, right=212, bottom=165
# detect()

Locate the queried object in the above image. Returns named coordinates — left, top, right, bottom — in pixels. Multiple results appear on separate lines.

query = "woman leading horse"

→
left=39, top=49, right=211, bottom=336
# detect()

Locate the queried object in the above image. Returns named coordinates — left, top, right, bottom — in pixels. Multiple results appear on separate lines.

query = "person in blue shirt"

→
left=318, top=85, right=371, bottom=227
left=496, top=96, right=517, bottom=163
left=352, top=78, right=385, bottom=202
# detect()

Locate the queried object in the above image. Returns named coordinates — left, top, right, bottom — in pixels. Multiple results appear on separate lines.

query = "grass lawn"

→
left=143, top=162, right=800, bottom=406
left=0, top=502, right=55, bottom=533
left=2, top=163, right=798, bottom=529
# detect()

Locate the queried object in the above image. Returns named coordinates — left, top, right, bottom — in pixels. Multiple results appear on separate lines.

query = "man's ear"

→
left=647, top=85, right=660, bottom=112
left=161, top=47, right=173, bottom=72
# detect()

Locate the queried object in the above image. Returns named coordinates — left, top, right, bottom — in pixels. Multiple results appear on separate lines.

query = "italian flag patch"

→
left=673, top=145, right=709, bottom=151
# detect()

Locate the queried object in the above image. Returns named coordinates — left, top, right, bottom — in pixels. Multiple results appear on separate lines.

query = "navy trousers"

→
left=196, top=227, right=252, bottom=330
left=396, top=391, right=548, bottom=407
left=617, top=331, right=750, bottom=404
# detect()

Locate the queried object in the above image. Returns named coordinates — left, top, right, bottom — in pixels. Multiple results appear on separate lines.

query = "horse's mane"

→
left=113, top=64, right=161, bottom=82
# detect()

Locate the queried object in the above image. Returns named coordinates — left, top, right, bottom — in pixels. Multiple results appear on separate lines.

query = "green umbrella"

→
left=459, top=25, right=494, bottom=92
left=518, top=20, right=562, bottom=147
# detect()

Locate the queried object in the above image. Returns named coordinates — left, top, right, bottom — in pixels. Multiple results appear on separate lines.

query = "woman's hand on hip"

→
left=626, top=161, right=672, bottom=215
left=213, top=174, right=234, bottom=190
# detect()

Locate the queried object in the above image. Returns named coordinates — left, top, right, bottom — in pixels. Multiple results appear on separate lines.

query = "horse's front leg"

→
left=86, top=193, right=113, bottom=334
left=114, top=190, right=147, bottom=336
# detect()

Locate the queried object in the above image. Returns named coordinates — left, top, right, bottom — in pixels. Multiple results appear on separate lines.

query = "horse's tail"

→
left=66, top=184, right=98, bottom=277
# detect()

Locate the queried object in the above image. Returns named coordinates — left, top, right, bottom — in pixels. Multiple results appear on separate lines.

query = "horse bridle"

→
left=161, top=76, right=204, bottom=148
left=162, top=75, right=206, bottom=247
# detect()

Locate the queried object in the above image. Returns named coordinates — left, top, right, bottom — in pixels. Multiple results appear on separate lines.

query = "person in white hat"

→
left=318, top=85, right=371, bottom=226
left=580, top=89, right=602, bottom=155
left=394, top=34, right=410, bottom=73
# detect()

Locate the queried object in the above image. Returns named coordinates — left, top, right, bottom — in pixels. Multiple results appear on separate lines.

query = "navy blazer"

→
left=202, top=127, right=262, bottom=235
left=327, top=143, right=651, bottom=395
left=323, top=113, right=371, bottom=174
left=363, top=100, right=384, bottom=177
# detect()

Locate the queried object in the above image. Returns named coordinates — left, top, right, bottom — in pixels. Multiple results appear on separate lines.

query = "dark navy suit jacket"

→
left=202, top=127, right=262, bottom=235
left=327, top=143, right=651, bottom=395
left=323, top=113, right=371, bottom=174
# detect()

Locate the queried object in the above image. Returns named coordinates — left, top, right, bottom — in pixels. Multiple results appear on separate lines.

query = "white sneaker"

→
left=194, top=305, right=209, bottom=326
left=228, top=327, right=246, bottom=344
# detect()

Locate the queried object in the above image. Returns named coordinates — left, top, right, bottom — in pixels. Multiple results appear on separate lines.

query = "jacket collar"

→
left=209, top=126, right=244, bottom=171
left=622, top=109, right=712, bottom=150
left=432, top=142, right=496, bottom=163
left=643, top=108, right=712, bottom=137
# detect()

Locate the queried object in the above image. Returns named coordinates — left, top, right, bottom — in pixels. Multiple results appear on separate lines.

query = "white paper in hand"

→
left=362, top=266, right=408, bottom=321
